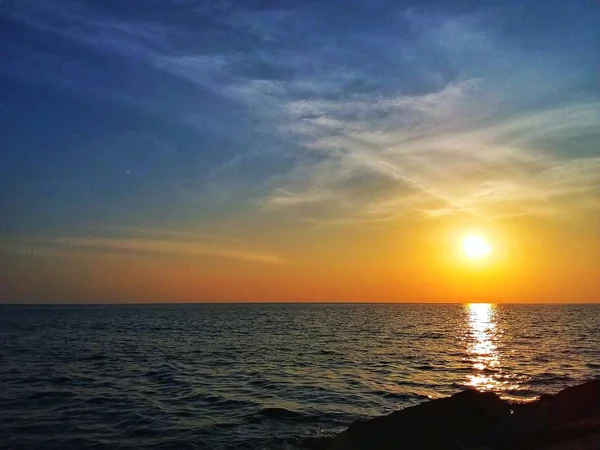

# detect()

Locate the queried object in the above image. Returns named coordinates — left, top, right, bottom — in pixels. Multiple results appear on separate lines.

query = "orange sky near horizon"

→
left=2, top=212, right=598, bottom=304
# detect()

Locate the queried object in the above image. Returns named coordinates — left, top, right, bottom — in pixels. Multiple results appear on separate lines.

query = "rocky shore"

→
left=324, top=379, right=600, bottom=450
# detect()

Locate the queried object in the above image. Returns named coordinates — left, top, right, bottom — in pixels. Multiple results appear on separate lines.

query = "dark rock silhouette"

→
left=326, top=379, right=600, bottom=450
left=490, top=380, right=600, bottom=449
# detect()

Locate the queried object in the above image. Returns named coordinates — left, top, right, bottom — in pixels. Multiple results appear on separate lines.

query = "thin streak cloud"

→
left=2, top=236, right=288, bottom=266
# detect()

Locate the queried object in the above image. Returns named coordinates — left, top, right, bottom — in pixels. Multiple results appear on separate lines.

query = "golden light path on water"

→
left=465, top=303, right=523, bottom=396
left=466, top=303, right=499, bottom=390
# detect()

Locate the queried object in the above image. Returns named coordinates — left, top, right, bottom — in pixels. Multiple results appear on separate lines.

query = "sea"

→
left=1, top=303, right=599, bottom=449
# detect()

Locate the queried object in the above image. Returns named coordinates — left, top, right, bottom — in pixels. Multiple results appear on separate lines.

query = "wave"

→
left=254, top=407, right=308, bottom=421
left=2, top=303, right=599, bottom=450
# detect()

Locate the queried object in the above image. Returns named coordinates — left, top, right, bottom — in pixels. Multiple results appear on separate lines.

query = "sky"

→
left=1, top=0, right=599, bottom=303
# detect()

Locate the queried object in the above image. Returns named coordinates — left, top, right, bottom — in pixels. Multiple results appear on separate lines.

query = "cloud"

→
left=2, top=231, right=288, bottom=265
left=5, top=0, right=599, bottom=229
left=255, top=69, right=600, bottom=223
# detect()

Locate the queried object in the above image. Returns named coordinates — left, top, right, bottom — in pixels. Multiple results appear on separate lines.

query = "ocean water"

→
left=1, top=303, right=599, bottom=449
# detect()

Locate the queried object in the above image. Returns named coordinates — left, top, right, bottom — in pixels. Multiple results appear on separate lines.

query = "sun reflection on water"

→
left=466, top=303, right=500, bottom=391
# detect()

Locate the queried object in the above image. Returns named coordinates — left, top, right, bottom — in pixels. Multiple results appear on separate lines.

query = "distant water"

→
left=1, top=303, right=599, bottom=449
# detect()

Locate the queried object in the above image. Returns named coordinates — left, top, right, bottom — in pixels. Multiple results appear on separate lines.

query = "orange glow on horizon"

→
left=1, top=214, right=599, bottom=304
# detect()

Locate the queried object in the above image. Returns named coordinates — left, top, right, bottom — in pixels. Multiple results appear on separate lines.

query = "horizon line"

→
left=1, top=301, right=598, bottom=306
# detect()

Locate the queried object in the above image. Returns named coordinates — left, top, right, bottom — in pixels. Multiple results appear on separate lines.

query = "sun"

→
left=462, top=234, right=492, bottom=259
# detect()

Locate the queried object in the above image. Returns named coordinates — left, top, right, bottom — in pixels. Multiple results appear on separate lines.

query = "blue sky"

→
left=1, top=0, right=599, bottom=302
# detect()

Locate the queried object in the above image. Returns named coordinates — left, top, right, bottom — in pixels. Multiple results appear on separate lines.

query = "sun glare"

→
left=462, top=235, right=492, bottom=260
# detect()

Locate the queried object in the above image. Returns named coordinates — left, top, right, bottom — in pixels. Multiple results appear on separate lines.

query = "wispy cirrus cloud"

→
left=261, top=74, right=600, bottom=221
left=3, top=0, right=599, bottom=233
left=2, top=230, right=288, bottom=265
left=127, top=4, right=599, bottom=224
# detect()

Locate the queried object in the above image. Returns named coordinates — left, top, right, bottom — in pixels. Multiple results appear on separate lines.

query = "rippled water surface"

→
left=1, top=303, right=599, bottom=449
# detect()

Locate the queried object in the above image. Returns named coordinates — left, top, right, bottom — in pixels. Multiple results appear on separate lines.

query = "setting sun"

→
left=462, top=235, right=492, bottom=260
